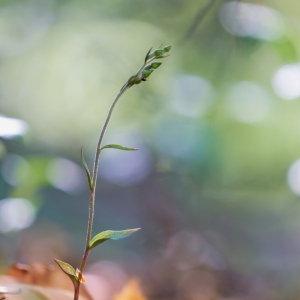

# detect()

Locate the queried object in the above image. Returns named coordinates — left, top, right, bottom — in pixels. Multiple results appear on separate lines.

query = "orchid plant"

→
left=53, top=44, right=172, bottom=300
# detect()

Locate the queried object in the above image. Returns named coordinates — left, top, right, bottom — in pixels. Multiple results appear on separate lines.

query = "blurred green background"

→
left=1, top=0, right=300, bottom=299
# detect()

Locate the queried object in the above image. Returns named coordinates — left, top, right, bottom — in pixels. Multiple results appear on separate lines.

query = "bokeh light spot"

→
left=0, top=115, right=28, bottom=138
left=1, top=154, right=30, bottom=185
left=219, top=1, right=283, bottom=41
left=0, top=198, right=36, bottom=233
left=287, top=159, right=300, bottom=196
left=47, top=158, right=85, bottom=194
left=166, top=231, right=226, bottom=271
left=154, top=119, right=198, bottom=160
left=170, top=75, right=214, bottom=118
left=272, top=64, right=300, bottom=100
left=226, top=81, right=272, bottom=123
left=86, top=261, right=128, bottom=300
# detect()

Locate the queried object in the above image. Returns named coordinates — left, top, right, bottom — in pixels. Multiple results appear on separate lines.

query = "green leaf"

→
left=88, top=228, right=140, bottom=250
left=100, top=144, right=138, bottom=151
left=144, top=47, right=153, bottom=63
left=54, top=259, right=78, bottom=282
left=81, top=146, right=93, bottom=191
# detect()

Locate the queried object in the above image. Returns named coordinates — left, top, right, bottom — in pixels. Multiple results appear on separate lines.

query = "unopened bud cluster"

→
left=127, top=45, right=172, bottom=87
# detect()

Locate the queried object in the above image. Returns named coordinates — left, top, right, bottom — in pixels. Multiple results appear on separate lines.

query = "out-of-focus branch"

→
left=180, top=0, right=219, bottom=43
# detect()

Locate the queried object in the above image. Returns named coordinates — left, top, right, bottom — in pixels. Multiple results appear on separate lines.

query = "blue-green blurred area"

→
left=1, top=0, right=300, bottom=298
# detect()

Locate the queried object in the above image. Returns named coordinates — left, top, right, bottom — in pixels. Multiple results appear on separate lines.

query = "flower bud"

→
left=163, top=45, right=172, bottom=52
left=128, top=75, right=138, bottom=85
left=144, top=62, right=162, bottom=70
left=142, top=69, right=154, bottom=78
left=154, top=49, right=164, bottom=57
left=146, top=52, right=155, bottom=60
left=144, top=64, right=152, bottom=70
left=150, top=62, right=162, bottom=69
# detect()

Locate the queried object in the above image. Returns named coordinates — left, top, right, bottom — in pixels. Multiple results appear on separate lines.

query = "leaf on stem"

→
left=144, top=47, right=153, bottom=63
left=81, top=147, right=93, bottom=191
left=54, top=259, right=78, bottom=283
left=101, top=144, right=138, bottom=151
left=88, top=228, right=140, bottom=250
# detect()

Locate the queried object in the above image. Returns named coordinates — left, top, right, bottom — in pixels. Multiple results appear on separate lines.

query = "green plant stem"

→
left=74, top=84, right=130, bottom=300
left=79, top=249, right=90, bottom=274
left=74, top=284, right=80, bottom=300
left=88, top=84, right=130, bottom=249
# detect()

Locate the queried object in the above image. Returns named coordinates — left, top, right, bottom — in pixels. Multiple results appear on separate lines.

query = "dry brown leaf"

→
left=113, top=278, right=147, bottom=300
left=3, top=263, right=92, bottom=300
left=0, top=282, right=81, bottom=300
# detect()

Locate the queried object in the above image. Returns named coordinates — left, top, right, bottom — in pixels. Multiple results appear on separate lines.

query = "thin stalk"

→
left=87, top=83, right=130, bottom=250
left=74, top=284, right=80, bottom=300
left=91, top=84, right=130, bottom=201
left=81, top=61, right=150, bottom=254
left=74, top=83, right=130, bottom=300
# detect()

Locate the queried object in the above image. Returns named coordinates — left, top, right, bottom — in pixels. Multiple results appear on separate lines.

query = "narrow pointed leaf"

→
left=100, top=144, right=138, bottom=151
left=88, top=228, right=140, bottom=250
left=54, top=259, right=78, bottom=281
left=145, top=47, right=153, bottom=63
left=81, top=147, right=93, bottom=191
